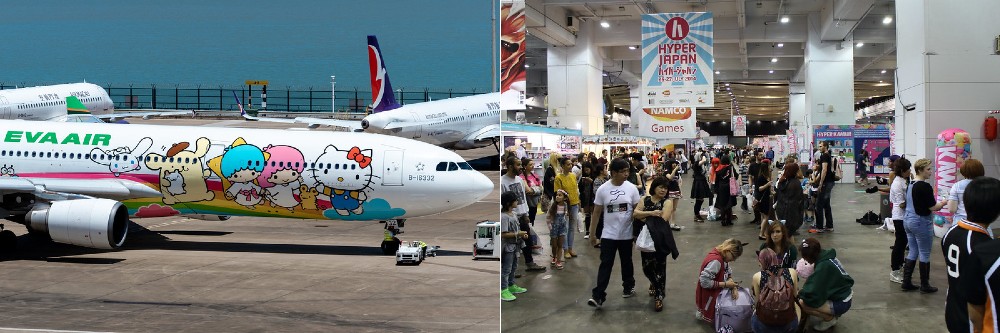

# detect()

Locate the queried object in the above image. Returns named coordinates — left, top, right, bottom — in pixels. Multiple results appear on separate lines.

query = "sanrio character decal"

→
left=257, top=145, right=305, bottom=211
left=145, top=138, right=215, bottom=205
left=310, top=145, right=374, bottom=216
left=0, top=165, right=16, bottom=177
left=90, top=137, right=153, bottom=177
left=207, top=138, right=269, bottom=209
left=298, top=185, right=319, bottom=210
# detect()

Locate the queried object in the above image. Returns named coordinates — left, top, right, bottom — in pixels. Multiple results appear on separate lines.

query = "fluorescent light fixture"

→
left=602, top=72, right=608, bottom=77
left=856, top=42, right=864, bottom=47
left=600, top=20, right=610, bottom=28
left=881, top=69, right=887, bottom=74
left=771, top=57, right=778, bottom=63
left=780, top=16, right=789, bottom=23
left=725, top=83, right=730, bottom=86
left=777, top=43, right=784, bottom=48
left=628, top=45, right=637, bottom=50
left=883, top=16, right=893, bottom=24
left=769, top=70, right=774, bottom=74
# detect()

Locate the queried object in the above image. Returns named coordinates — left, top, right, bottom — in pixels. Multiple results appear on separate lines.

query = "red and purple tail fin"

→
left=368, top=35, right=402, bottom=113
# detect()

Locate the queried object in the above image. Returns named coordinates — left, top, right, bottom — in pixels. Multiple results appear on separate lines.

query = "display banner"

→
left=786, top=129, right=797, bottom=154
left=933, top=128, right=972, bottom=237
left=853, top=124, right=892, bottom=175
left=732, top=115, right=747, bottom=136
left=558, top=135, right=581, bottom=155
left=813, top=125, right=854, bottom=161
left=500, top=0, right=526, bottom=110
left=633, top=106, right=698, bottom=139
left=641, top=12, right=714, bottom=108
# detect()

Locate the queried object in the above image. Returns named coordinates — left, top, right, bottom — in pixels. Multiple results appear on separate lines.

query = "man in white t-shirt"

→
left=587, top=158, right=642, bottom=309
left=501, top=156, right=546, bottom=272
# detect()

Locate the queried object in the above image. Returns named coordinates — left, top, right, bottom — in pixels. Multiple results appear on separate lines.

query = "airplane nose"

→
left=469, top=171, right=494, bottom=202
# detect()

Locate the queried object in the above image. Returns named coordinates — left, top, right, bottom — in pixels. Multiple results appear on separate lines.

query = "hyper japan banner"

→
left=641, top=12, right=714, bottom=108
left=633, top=106, right=698, bottom=139
left=500, top=0, right=525, bottom=110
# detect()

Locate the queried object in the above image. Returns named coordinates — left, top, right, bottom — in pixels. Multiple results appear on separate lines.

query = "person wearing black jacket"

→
left=632, top=177, right=680, bottom=312
left=901, top=158, right=947, bottom=293
left=714, top=156, right=737, bottom=226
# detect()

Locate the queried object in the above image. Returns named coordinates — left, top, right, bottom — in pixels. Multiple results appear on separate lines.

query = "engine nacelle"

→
left=25, top=199, right=129, bottom=250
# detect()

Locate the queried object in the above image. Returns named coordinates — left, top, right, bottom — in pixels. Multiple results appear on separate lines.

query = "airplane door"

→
left=382, top=150, right=404, bottom=186
left=0, top=96, right=8, bottom=119
left=409, top=112, right=422, bottom=139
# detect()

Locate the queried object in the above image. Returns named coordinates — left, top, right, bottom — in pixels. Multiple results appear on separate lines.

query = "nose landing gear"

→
left=379, top=219, right=405, bottom=255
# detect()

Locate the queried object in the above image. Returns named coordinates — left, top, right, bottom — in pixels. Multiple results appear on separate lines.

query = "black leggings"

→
left=694, top=199, right=704, bottom=216
left=527, top=201, right=538, bottom=226
left=891, top=219, right=907, bottom=270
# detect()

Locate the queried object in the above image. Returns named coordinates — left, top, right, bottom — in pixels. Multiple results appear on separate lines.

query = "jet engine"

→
left=25, top=199, right=129, bottom=250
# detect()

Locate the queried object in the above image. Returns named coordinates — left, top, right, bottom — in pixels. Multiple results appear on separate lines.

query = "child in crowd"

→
left=797, top=237, right=854, bottom=331
left=547, top=190, right=570, bottom=270
left=500, top=192, right=528, bottom=302
left=695, top=238, right=749, bottom=324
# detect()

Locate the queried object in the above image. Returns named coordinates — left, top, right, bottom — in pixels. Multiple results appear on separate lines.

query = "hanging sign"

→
left=633, top=107, right=698, bottom=139
left=732, top=115, right=747, bottom=137
left=641, top=12, right=714, bottom=108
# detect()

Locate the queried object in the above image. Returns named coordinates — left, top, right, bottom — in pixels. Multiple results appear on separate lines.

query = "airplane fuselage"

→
left=0, top=120, right=492, bottom=221
left=363, top=92, right=500, bottom=150
left=0, top=83, right=114, bottom=121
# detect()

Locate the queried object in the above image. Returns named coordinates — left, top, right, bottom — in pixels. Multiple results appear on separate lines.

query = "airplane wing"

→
left=96, top=110, right=193, bottom=121
left=0, top=177, right=162, bottom=201
left=382, top=118, right=446, bottom=130
left=462, top=123, right=500, bottom=143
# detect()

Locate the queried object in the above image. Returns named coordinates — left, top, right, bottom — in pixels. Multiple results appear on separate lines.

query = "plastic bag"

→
left=577, top=211, right=586, bottom=233
left=707, top=207, right=720, bottom=221
left=635, top=225, right=656, bottom=252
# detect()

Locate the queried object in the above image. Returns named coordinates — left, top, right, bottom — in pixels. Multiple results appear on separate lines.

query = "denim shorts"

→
left=550, top=218, right=567, bottom=238
left=830, top=298, right=852, bottom=316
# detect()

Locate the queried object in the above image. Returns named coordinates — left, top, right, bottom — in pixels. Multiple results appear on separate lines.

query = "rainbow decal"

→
left=932, top=128, right=972, bottom=237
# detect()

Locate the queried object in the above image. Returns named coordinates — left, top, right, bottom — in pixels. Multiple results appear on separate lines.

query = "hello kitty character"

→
left=310, top=145, right=374, bottom=216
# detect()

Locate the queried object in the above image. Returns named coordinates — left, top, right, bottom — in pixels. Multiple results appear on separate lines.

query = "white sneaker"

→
left=889, top=269, right=903, bottom=284
left=584, top=235, right=590, bottom=239
left=813, top=317, right=838, bottom=331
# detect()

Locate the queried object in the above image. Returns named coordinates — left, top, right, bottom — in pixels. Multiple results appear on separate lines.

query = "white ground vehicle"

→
left=473, top=221, right=500, bottom=260
left=396, top=241, right=427, bottom=265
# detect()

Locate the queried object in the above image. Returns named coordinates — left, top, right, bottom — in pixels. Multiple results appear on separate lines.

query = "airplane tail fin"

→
left=368, top=35, right=402, bottom=113
left=234, top=92, right=257, bottom=121
left=66, top=96, right=90, bottom=114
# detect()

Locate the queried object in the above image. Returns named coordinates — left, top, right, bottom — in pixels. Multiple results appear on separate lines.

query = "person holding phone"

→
left=695, top=238, right=749, bottom=324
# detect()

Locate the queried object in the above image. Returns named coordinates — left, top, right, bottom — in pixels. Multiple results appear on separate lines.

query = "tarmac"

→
left=501, top=170, right=958, bottom=332
left=0, top=118, right=501, bottom=333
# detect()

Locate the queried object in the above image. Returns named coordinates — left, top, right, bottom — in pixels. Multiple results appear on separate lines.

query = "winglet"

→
left=234, top=92, right=258, bottom=121
left=367, top=35, right=402, bottom=113
left=66, top=96, right=90, bottom=115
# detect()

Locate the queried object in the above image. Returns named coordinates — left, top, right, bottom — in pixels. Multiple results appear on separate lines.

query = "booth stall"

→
left=502, top=122, right=583, bottom=176
left=582, top=135, right=656, bottom=159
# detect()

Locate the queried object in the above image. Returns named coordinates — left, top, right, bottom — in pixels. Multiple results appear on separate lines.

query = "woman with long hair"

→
left=760, top=221, right=799, bottom=269
left=887, top=157, right=910, bottom=283
left=520, top=157, right=542, bottom=226
left=901, top=158, right=947, bottom=293
left=714, top=155, right=737, bottom=227
left=690, top=152, right=713, bottom=222
left=755, top=159, right=774, bottom=239
left=578, top=162, right=595, bottom=240
left=773, top=163, right=805, bottom=235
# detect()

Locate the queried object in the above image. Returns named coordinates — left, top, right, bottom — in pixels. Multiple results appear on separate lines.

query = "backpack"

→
left=755, top=270, right=797, bottom=326
left=832, top=158, right=842, bottom=181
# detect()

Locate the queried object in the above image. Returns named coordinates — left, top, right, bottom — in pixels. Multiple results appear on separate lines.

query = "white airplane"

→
left=0, top=96, right=493, bottom=253
left=241, top=35, right=501, bottom=150
left=0, top=82, right=191, bottom=122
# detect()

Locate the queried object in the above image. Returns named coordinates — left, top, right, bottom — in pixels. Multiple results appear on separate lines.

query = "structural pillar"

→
left=804, top=13, right=856, bottom=139
left=547, top=20, right=604, bottom=135
left=895, top=0, right=1000, bottom=177
left=788, top=82, right=808, bottom=156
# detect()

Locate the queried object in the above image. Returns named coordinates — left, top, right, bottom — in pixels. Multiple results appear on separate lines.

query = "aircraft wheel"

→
left=0, top=229, right=17, bottom=254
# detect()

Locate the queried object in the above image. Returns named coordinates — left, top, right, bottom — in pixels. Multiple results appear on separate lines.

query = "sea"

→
left=0, top=0, right=495, bottom=93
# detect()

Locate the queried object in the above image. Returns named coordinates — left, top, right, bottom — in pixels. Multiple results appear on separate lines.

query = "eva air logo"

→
left=4, top=130, right=111, bottom=146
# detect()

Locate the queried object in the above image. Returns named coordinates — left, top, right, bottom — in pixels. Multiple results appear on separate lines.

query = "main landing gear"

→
left=0, top=224, right=17, bottom=254
left=380, top=219, right=406, bottom=255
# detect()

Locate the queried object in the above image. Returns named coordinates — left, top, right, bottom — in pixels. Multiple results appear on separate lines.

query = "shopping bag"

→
left=635, top=225, right=656, bottom=252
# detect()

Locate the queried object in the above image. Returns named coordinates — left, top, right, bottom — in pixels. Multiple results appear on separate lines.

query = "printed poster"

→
left=641, top=12, right=714, bottom=108
left=853, top=124, right=892, bottom=175
left=732, top=115, right=747, bottom=137
left=633, top=106, right=698, bottom=139
left=500, top=0, right=525, bottom=110
left=813, top=125, right=855, bottom=161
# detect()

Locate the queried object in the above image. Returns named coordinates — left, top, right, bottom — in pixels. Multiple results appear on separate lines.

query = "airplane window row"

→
left=470, top=110, right=500, bottom=119
left=435, top=161, right=473, bottom=171
left=17, top=100, right=65, bottom=110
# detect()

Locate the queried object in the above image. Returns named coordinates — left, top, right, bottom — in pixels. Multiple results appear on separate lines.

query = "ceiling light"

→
left=602, top=72, right=608, bottom=77
left=769, top=70, right=774, bottom=74
left=777, top=43, right=784, bottom=48
left=628, top=45, right=637, bottom=50
left=883, top=16, right=893, bottom=24
left=780, top=16, right=789, bottom=23
left=600, top=20, right=610, bottom=28
left=856, top=42, right=864, bottom=47
left=725, top=83, right=730, bottom=86
left=771, top=57, right=778, bottom=63
left=524, top=64, right=530, bottom=68
left=879, top=80, right=884, bottom=83
left=715, top=70, right=720, bottom=74
left=881, top=69, right=887, bottom=74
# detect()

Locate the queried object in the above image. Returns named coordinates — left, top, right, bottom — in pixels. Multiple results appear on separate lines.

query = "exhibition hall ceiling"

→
left=524, top=0, right=897, bottom=122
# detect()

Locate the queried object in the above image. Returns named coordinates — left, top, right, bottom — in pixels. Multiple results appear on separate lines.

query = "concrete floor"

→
left=501, top=171, right=951, bottom=332
left=0, top=118, right=501, bottom=332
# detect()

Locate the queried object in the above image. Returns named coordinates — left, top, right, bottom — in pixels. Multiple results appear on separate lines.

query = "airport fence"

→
left=0, top=83, right=482, bottom=113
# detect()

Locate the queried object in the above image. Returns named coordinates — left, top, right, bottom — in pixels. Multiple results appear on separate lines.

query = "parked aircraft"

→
left=241, top=36, right=501, bottom=151
left=0, top=82, right=190, bottom=122
left=0, top=97, right=494, bottom=253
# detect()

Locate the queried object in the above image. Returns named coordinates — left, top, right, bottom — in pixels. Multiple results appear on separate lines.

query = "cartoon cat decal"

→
left=90, top=137, right=153, bottom=177
left=310, top=145, right=374, bottom=216
left=145, top=138, right=215, bottom=205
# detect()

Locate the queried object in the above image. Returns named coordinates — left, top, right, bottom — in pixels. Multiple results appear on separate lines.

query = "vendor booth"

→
left=582, top=135, right=656, bottom=159
left=502, top=122, right=583, bottom=176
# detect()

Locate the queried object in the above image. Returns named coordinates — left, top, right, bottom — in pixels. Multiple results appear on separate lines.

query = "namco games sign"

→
left=641, top=12, right=714, bottom=108
left=633, top=107, right=697, bottom=139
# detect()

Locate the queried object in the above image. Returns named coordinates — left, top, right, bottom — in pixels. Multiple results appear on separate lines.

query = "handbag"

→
left=832, top=159, right=843, bottom=181
left=635, top=225, right=656, bottom=252
left=539, top=194, right=551, bottom=213
left=728, top=167, right=739, bottom=196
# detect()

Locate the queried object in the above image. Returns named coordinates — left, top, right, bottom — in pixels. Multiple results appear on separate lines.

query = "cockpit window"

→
left=436, top=162, right=448, bottom=171
left=448, top=162, right=459, bottom=171
left=458, top=162, right=473, bottom=170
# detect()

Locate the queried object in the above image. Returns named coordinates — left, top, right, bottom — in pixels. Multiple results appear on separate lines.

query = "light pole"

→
left=331, top=76, right=336, bottom=113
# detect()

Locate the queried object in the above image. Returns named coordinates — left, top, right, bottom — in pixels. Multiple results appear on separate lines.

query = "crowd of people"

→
left=499, top=143, right=1000, bottom=332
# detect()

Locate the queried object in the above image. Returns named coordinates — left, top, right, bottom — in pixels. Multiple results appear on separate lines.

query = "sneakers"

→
left=587, top=298, right=604, bottom=309
left=508, top=284, right=528, bottom=294
left=564, top=252, right=572, bottom=259
left=623, top=288, right=636, bottom=298
left=501, top=288, right=516, bottom=302
left=525, top=262, right=547, bottom=272
left=584, top=234, right=590, bottom=239
left=670, top=223, right=684, bottom=231
left=813, top=317, right=838, bottom=331
left=555, top=262, right=564, bottom=270
left=889, top=269, right=903, bottom=284
left=808, top=228, right=824, bottom=234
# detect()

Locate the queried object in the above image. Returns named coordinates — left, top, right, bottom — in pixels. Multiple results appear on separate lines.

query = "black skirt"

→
left=690, top=178, right=712, bottom=199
